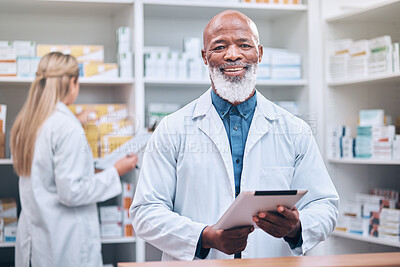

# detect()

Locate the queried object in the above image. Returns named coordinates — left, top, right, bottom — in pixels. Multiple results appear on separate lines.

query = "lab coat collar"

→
left=56, top=102, right=81, bottom=124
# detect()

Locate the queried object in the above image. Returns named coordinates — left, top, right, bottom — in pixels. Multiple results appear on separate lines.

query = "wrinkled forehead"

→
left=203, top=13, right=259, bottom=48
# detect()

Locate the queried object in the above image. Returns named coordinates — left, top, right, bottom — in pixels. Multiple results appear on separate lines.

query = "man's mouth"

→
left=220, top=66, right=247, bottom=76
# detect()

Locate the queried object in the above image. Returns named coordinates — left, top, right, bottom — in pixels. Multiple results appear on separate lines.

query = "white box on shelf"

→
left=271, top=52, right=301, bottom=66
left=118, top=52, right=133, bottom=78
left=166, top=51, right=179, bottom=80
left=359, top=109, right=385, bottom=127
left=13, top=41, right=36, bottom=57
left=100, top=221, right=123, bottom=238
left=393, top=43, right=399, bottom=73
left=368, top=36, right=393, bottom=76
left=0, top=62, right=17, bottom=76
left=116, top=27, right=132, bottom=53
left=4, top=222, right=17, bottom=242
left=147, top=103, right=180, bottom=127
left=0, top=41, right=12, bottom=49
left=177, top=52, right=188, bottom=80
left=99, top=206, right=122, bottom=222
left=348, top=40, right=369, bottom=79
left=17, top=57, right=41, bottom=77
left=0, top=48, right=16, bottom=61
left=271, top=67, right=301, bottom=80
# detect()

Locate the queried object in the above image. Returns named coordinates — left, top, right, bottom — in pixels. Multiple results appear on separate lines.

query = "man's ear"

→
left=201, top=49, right=208, bottom=65
left=258, top=45, right=263, bottom=63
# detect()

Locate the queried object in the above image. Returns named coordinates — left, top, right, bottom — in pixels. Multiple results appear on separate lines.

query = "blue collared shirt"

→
left=211, top=90, right=257, bottom=195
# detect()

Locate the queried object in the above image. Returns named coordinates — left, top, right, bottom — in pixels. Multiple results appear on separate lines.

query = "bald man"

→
left=131, top=10, right=339, bottom=261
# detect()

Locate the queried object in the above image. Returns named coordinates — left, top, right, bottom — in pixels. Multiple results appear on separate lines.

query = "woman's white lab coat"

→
left=131, top=89, right=339, bottom=261
left=15, top=102, right=122, bottom=267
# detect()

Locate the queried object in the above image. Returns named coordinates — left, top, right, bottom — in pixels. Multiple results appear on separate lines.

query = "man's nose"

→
left=224, top=45, right=243, bottom=62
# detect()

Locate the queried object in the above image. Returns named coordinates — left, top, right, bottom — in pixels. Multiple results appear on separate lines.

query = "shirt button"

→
left=236, top=159, right=240, bottom=164
left=243, top=113, right=247, bottom=116
left=233, top=126, right=238, bottom=131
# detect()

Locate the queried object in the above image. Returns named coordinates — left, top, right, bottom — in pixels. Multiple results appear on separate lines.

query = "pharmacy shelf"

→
left=328, top=73, right=400, bottom=87
left=328, top=158, right=400, bottom=165
left=144, top=0, right=307, bottom=20
left=0, top=159, right=13, bottom=165
left=0, top=0, right=134, bottom=16
left=332, top=230, right=400, bottom=248
left=325, top=0, right=400, bottom=23
left=101, top=237, right=136, bottom=244
left=0, top=237, right=136, bottom=248
left=144, top=79, right=307, bottom=87
left=0, top=77, right=134, bottom=86
left=0, top=242, right=15, bottom=248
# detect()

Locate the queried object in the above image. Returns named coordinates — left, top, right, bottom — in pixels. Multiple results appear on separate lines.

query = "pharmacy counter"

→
left=118, top=252, right=400, bottom=267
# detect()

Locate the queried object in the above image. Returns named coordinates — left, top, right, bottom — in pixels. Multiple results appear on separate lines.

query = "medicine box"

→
left=4, top=221, right=17, bottom=242
left=116, top=27, right=132, bottom=53
left=37, top=44, right=104, bottom=63
left=82, top=63, right=118, bottom=79
left=13, top=41, right=36, bottom=57
left=0, top=199, right=17, bottom=218
left=99, top=206, right=122, bottom=222
left=118, top=52, right=133, bottom=78
left=100, top=221, right=122, bottom=238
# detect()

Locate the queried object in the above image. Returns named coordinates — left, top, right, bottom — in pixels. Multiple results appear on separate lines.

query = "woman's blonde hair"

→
left=11, top=52, right=79, bottom=177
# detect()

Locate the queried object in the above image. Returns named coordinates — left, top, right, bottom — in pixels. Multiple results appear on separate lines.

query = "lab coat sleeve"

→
left=290, top=122, right=339, bottom=255
left=53, top=124, right=122, bottom=207
left=130, top=118, right=207, bottom=261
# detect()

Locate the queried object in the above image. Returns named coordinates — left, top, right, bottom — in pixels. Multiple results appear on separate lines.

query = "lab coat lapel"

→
left=244, top=93, right=274, bottom=157
left=194, top=90, right=235, bottom=195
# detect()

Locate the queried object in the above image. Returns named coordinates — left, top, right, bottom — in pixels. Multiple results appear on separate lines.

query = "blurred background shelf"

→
left=328, top=158, right=400, bottom=165
left=332, top=231, right=400, bottom=248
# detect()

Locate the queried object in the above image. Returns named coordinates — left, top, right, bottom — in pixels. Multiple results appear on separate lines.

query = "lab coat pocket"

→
left=260, top=167, right=294, bottom=189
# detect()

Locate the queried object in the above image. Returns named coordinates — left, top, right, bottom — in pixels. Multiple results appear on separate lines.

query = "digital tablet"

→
left=213, top=190, right=308, bottom=230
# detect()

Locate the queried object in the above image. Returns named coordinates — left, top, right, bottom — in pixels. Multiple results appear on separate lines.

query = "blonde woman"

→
left=11, top=52, right=137, bottom=267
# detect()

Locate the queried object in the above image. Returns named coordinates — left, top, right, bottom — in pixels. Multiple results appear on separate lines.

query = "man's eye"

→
left=214, top=46, right=225, bottom=50
left=240, top=44, right=251, bottom=48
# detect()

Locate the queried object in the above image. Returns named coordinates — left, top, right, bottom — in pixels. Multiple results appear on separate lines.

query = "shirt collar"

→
left=211, top=89, right=257, bottom=120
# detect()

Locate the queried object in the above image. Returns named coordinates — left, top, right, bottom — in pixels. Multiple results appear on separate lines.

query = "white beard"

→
left=209, top=63, right=258, bottom=104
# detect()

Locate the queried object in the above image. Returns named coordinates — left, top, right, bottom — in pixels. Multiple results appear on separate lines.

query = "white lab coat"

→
left=15, top=102, right=122, bottom=267
left=131, top=89, right=339, bottom=261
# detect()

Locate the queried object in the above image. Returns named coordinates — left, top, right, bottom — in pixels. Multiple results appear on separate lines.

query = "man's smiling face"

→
left=202, top=10, right=263, bottom=105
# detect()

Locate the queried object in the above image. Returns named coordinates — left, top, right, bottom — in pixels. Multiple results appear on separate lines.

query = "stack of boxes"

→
left=329, top=36, right=400, bottom=82
left=144, top=37, right=208, bottom=81
left=258, top=48, right=302, bottom=80
left=330, top=109, right=400, bottom=160
left=329, top=39, right=352, bottom=81
left=37, top=44, right=118, bottom=79
left=147, top=103, right=180, bottom=128
left=368, top=36, right=393, bottom=76
left=99, top=205, right=123, bottom=238
left=68, top=104, right=134, bottom=158
left=336, top=189, right=400, bottom=242
left=99, top=182, right=135, bottom=239
left=121, top=183, right=134, bottom=237
left=0, top=41, right=17, bottom=77
left=356, top=109, right=395, bottom=160
left=0, top=105, right=6, bottom=158
left=329, top=125, right=353, bottom=159
left=0, top=199, right=17, bottom=243
left=348, top=40, right=369, bottom=79
left=378, top=208, right=400, bottom=241
left=117, top=27, right=133, bottom=78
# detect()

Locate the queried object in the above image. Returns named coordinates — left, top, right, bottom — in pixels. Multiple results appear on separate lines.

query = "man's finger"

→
left=223, top=226, right=254, bottom=238
left=277, top=205, right=298, bottom=220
